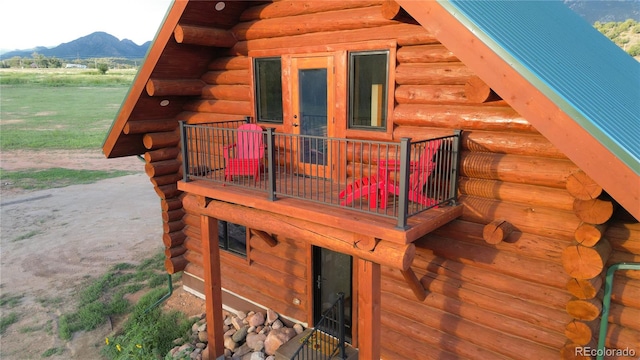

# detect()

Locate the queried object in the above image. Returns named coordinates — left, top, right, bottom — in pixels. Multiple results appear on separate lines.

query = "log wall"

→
left=149, top=1, right=639, bottom=359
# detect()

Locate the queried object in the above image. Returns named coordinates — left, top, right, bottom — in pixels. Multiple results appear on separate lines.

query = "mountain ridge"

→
left=0, top=32, right=150, bottom=60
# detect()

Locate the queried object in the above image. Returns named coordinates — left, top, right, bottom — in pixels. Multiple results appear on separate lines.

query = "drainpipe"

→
left=596, top=262, right=640, bottom=360
left=143, top=274, right=174, bottom=314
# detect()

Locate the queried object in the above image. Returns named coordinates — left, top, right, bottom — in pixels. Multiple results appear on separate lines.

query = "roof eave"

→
left=102, top=0, right=188, bottom=159
left=397, top=0, right=639, bottom=219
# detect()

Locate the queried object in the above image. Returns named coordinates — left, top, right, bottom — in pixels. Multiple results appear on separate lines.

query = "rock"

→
left=266, top=356, right=276, bottom=360
left=264, top=328, right=297, bottom=355
left=232, top=325, right=249, bottom=343
left=196, top=342, right=206, bottom=349
left=234, top=343, right=252, bottom=358
left=246, top=333, right=267, bottom=351
left=237, top=311, right=247, bottom=320
left=202, top=345, right=209, bottom=360
left=266, top=309, right=278, bottom=325
left=293, top=323, right=304, bottom=335
left=271, top=319, right=283, bottom=329
left=224, top=328, right=236, bottom=337
left=224, top=336, right=238, bottom=351
left=198, top=330, right=208, bottom=343
left=250, top=352, right=265, bottom=360
left=249, top=312, right=265, bottom=327
left=198, top=323, right=207, bottom=332
left=232, top=315, right=244, bottom=330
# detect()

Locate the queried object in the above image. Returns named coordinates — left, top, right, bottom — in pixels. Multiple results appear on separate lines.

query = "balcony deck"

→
left=178, top=172, right=462, bottom=245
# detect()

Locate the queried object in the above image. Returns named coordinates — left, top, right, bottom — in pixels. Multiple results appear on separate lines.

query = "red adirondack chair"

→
left=339, top=139, right=442, bottom=209
left=223, top=123, right=265, bottom=181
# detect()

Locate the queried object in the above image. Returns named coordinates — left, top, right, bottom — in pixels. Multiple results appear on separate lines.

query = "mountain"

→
left=564, top=0, right=640, bottom=23
left=0, top=32, right=150, bottom=60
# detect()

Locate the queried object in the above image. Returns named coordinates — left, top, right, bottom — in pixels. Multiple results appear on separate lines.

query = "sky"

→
left=0, top=0, right=174, bottom=51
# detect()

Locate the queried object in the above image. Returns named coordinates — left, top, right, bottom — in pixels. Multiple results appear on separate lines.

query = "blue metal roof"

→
left=440, top=0, right=640, bottom=174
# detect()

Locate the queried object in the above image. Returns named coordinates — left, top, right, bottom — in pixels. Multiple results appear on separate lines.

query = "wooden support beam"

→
left=174, top=24, right=237, bottom=47
left=200, top=215, right=225, bottom=360
left=380, top=0, right=415, bottom=23
left=124, top=119, right=177, bottom=135
left=357, top=259, right=381, bottom=360
left=464, top=75, right=501, bottom=103
left=142, top=130, right=180, bottom=150
left=251, top=229, right=278, bottom=247
left=145, top=78, right=205, bottom=97
left=401, top=268, right=426, bottom=301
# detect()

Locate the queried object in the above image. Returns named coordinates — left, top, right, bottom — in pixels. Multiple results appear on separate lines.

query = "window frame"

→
left=218, top=220, right=248, bottom=258
left=347, top=50, right=390, bottom=132
left=254, top=57, right=284, bottom=124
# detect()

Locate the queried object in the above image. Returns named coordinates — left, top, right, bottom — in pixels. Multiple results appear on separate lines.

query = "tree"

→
left=97, top=63, right=109, bottom=75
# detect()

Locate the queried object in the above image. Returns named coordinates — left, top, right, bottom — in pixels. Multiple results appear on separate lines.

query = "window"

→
left=254, top=58, right=283, bottom=123
left=218, top=220, right=247, bottom=257
left=348, top=51, right=389, bottom=130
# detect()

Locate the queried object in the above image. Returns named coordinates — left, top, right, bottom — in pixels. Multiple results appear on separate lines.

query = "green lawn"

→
left=0, top=85, right=129, bottom=150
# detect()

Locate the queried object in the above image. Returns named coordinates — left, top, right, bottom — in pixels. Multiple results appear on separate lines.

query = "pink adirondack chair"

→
left=223, top=123, right=265, bottom=181
left=339, top=139, right=442, bottom=209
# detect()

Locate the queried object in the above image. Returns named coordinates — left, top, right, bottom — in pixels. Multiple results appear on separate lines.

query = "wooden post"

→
left=200, top=215, right=224, bottom=360
left=357, top=259, right=381, bottom=360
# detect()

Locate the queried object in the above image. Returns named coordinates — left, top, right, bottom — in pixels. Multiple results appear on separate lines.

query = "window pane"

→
left=218, top=220, right=247, bottom=257
left=349, top=52, right=388, bottom=129
left=255, top=58, right=283, bottom=123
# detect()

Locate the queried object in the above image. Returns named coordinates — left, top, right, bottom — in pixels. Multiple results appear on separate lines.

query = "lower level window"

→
left=219, top=221, right=247, bottom=257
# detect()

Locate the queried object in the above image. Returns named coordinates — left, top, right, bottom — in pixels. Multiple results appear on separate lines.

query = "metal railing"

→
left=290, top=292, right=346, bottom=360
left=180, top=120, right=461, bottom=228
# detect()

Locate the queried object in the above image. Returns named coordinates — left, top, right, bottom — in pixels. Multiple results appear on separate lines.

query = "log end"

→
left=482, top=219, right=514, bottom=244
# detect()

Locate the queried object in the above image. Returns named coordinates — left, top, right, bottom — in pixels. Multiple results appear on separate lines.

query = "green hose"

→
left=596, top=262, right=640, bottom=360
left=143, top=274, right=174, bottom=314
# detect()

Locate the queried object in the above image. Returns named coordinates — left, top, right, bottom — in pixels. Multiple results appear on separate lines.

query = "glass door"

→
left=291, top=56, right=334, bottom=178
left=313, top=246, right=352, bottom=341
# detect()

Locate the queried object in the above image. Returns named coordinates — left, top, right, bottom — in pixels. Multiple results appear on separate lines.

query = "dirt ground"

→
left=0, top=149, right=204, bottom=360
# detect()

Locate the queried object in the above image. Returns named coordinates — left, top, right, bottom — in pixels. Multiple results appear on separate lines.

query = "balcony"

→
left=179, top=119, right=461, bottom=232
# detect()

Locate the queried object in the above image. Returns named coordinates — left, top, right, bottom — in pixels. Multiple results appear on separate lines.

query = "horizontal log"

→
left=201, top=85, right=251, bottom=101
left=250, top=235, right=307, bottom=264
left=459, top=152, right=579, bottom=189
left=396, top=44, right=458, bottom=63
left=177, top=111, right=250, bottom=124
left=574, top=222, right=608, bottom=247
left=465, top=76, right=501, bottom=103
left=395, top=63, right=474, bottom=85
left=560, top=340, right=595, bottom=360
left=610, top=275, right=640, bottom=308
left=566, top=170, right=602, bottom=200
left=124, top=119, right=177, bottom=135
left=162, top=208, right=185, bottom=223
left=182, top=194, right=415, bottom=270
left=572, top=198, right=614, bottom=225
left=608, top=300, right=640, bottom=332
left=174, top=24, right=237, bottom=48
left=145, top=159, right=182, bottom=177
left=394, top=84, right=467, bottom=104
left=161, top=197, right=183, bottom=212
left=604, top=323, right=640, bottom=351
left=239, top=0, right=383, bottom=21
left=201, top=70, right=250, bottom=85
left=393, top=128, right=566, bottom=158
left=249, top=247, right=306, bottom=279
left=144, top=147, right=180, bottom=163
left=393, top=104, right=536, bottom=133
left=183, top=99, right=252, bottom=115
left=208, top=56, right=250, bottom=71
left=482, top=219, right=514, bottom=244
left=566, top=276, right=603, bottom=300
left=145, top=79, right=205, bottom=97
left=381, top=310, right=509, bottom=360
left=564, top=319, right=598, bottom=345
left=154, top=183, right=180, bottom=200
left=459, top=177, right=575, bottom=212
left=163, top=220, right=184, bottom=234
left=605, top=221, right=640, bottom=255
left=151, top=173, right=183, bottom=187
left=422, top=233, right=570, bottom=289
left=233, top=6, right=396, bottom=41
left=566, top=297, right=602, bottom=321
left=163, top=231, right=186, bottom=248
left=413, top=245, right=572, bottom=309
left=380, top=0, right=415, bottom=23
left=165, top=254, right=188, bottom=274
left=232, top=23, right=436, bottom=54
left=561, top=240, right=612, bottom=280
left=382, top=290, right=560, bottom=359
left=142, top=130, right=180, bottom=150
left=165, top=245, right=187, bottom=258
left=460, top=195, right=580, bottom=241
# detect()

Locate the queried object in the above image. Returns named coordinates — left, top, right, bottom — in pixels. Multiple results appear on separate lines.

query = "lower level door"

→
left=313, top=246, right=352, bottom=341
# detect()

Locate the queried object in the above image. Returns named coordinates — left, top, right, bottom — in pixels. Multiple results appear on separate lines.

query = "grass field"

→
left=1, top=69, right=135, bottom=150
left=0, top=68, right=137, bottom=189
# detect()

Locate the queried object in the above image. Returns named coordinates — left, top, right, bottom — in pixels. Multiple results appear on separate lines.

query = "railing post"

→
left=449, top=130, right=462, bottom=205
left=179, top=121, right=189, bottom=183
left=266, top=127, right=277, bottom=201
left=396, top=138, right=411, bottom=229
left=337, top=292, right=346, bottom=359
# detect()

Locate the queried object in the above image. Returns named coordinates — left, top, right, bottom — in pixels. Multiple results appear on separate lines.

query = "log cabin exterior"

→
left=103, top=1, right=640, bottom=359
